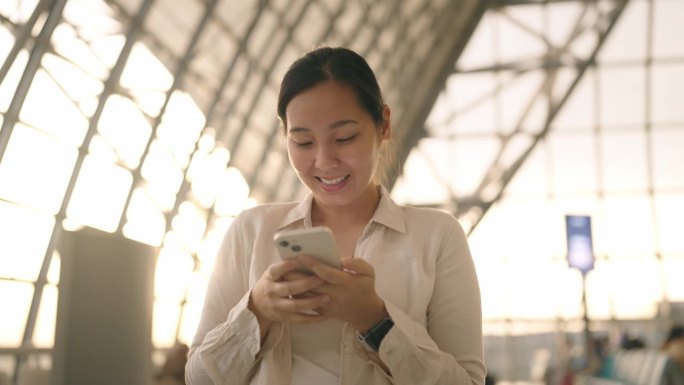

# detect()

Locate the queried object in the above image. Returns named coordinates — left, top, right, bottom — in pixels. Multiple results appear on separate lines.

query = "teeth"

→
left=319, top=175, right=347, bottom=185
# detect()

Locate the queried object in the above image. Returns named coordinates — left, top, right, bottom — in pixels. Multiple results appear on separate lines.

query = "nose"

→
left=314, top=143, right=340, bottom=170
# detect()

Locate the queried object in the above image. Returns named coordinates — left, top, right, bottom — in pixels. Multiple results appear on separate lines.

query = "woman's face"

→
left=285, top=80, right=390, bottom=209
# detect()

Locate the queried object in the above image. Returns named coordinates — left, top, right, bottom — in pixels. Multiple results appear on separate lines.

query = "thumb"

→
left=342, top=257, right=374, bottom=277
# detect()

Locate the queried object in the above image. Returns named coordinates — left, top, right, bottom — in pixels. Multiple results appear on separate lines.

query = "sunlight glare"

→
left=66, top=155, right=133, bottom=233
left=177, top=273, right=209, bottom=345
left=120, top=42, right=173, bottom=116
left=51, top=23, right=109, bottom=80
left=157, top=91, right=206, bottom=165
left=97, top=95, right=153, bottom=168
left=0, top=124, right=77, bottom=213
left=607, top=260, right=661, bottom=319
left=88, top=134, right=119, bottom=164
left=214, top=167, right=251, bottom=216
left=152, top=300, right=180, bottom=348
left=32, top=284, right=58, bottom=348
left=122, top=188, right=167, bottom=246
left=662, top=258, right=684, bottom=301
left=0, top=281, right=32, bottom=346
left=120, top=42, right=173, bottom=92
left=19, top=67, right=90, bottom=143
left=141, top=141, right=185, bottom=211
left=188, top=147, right=231, bottom=208
left=154, top=247, right=194, bottom=302
left=0, top=201, right=54, bottom=281
left=171, top=202, right=207, bottom=253
left=47, top=251, right=61, bottom=285
left=0, top=0, right=39, bottom=23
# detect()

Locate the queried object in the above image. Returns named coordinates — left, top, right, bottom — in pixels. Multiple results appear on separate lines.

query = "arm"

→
left=378, top=219, right=486, bottom=385
left=185, top=215, right=332, bottom=385
left=184, top=217, right=258, bottom=385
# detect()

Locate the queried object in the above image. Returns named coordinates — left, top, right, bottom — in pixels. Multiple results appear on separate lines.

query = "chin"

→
left=312, top=189, right=357, bottom=207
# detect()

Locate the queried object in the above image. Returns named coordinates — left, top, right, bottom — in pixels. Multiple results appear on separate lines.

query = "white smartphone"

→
left=274, top=226, right=341, bottom=270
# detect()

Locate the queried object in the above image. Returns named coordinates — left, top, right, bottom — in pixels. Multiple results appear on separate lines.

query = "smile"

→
left=316, top=175, right=350, bottom=185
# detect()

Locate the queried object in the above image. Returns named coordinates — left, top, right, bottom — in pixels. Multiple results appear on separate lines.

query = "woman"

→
left=185, top=46, right=485, bottom=385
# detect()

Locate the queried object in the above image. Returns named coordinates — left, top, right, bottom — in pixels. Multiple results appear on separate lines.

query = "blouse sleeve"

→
left=185, top=213, right=283, bottom=385
left=377, top=218, right=486, bottom=385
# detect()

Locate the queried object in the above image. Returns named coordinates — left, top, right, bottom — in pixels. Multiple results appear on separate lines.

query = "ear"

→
left=380, top=104, right=391, bottom=140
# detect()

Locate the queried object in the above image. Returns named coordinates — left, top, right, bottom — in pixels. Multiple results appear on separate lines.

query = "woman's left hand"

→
left=297, top=255, right=388, bottom=333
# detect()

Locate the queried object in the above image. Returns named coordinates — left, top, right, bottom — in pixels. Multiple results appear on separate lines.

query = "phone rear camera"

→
left=279, top=241, right=289, bottom=247
left=291, top=245, right=301, bottom=252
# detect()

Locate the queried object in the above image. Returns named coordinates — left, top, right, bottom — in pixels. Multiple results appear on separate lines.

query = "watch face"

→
left=364, top=317, right=394, bottom=352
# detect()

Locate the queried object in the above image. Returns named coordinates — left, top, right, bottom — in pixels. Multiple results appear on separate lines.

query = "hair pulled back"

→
left=277, top=46, right=385, bottom=129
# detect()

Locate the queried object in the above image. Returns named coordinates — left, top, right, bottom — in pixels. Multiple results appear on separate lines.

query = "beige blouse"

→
left=185, top=187, right=486, bottom=385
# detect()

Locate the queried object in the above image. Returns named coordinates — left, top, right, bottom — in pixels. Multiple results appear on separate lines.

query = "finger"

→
left=274, top=294, right=330, bottom=314
left=291, top=291, right=318, bottom=299
left=271, top=275, right=323, bottom=297
left=282, top=270, right=314, bottom=282
left=265, top=258, right=306, bottom=281
left=281, top=312, right=328, bottom=324
left=342, top=257, right=374, bottom=277
left=298, top=255, right=346, bottom=284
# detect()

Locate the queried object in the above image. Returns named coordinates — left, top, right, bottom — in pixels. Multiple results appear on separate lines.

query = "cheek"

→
left=358, top=141, right=381, bottom=164
left=287, top=146, right=309, bottom=172
left=344, top=147, right=379, bottom=172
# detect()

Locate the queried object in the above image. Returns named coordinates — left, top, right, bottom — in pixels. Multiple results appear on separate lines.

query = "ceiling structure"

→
left=103, top=0, right=488, bottom=203
left=96, top=0, right=631, bottom=235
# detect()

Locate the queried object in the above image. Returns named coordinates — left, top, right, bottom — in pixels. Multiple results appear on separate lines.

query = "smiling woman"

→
left=185, top=46, right=486, bottom=385
left=284, top=80, right=389, bottom=213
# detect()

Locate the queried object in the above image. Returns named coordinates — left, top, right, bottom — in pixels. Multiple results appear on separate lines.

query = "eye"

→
left=336, top=135, right=356, bottom=144
left=291, top=139, right=313, bottom=148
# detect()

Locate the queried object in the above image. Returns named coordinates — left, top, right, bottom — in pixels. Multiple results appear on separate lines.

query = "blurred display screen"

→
left=565, top=215, right=595, bottom=275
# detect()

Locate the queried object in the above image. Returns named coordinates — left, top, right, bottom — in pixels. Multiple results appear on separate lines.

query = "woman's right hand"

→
left=248, top=257, right=330, bottom=340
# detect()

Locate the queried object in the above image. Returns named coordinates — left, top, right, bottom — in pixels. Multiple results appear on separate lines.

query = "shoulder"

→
left=218, top=201, right=300, bottom=253
left=396, top=205, right=470, bottom=256
left=235, top=202, right=299, bottom=221
left=231, top=201, right=299, bottom=230
left=400, top=205, right=464, bottom=232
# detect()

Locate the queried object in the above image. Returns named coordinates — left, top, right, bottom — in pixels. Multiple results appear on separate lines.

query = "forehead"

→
left=285, top=80, right=366, bottom=126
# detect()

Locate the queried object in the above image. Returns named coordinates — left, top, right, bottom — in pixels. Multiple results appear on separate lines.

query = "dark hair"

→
left=277, top=46, right=385, bottom=129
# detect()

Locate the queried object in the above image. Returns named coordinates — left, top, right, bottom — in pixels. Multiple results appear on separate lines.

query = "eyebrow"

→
left=288, top=119, right=359, bottom=133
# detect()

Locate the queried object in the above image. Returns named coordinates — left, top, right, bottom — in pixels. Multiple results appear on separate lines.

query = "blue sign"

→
left=565, top=215, right=594, bottom=275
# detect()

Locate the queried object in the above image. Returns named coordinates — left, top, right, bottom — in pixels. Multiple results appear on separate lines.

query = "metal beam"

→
left=116, top=0, right=220, bottom=233
left=226, top=0, right=317, bottom=176
left=386, top=0, right=489, bottom=190
left=0, top=0, right=51, bottom=85
left=465, top=0, right=630, bottom=234
left=0, top=0, right=66, bottom=164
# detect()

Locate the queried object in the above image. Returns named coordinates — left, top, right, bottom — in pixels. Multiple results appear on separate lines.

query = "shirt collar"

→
left=371, top=186, right=407, bottom=234
left=277, top=185, right=406, bottom=234
left=278, top=193, right=314, bottom=230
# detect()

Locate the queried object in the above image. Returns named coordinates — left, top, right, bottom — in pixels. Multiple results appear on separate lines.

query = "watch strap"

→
left=356, top=316, right=394, bottom=352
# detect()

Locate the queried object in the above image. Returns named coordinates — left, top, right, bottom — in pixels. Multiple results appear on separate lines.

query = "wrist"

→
left=356, top=315, right=394, bottom=352
left=356, top=298, right=388, bottom=333
left=248, top=290, right=272, bottom=340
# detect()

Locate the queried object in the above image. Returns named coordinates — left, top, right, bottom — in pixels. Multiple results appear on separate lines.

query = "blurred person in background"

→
left=661, top=325, right=684, bottom=385
left=155, top=344, right=189, bottom=385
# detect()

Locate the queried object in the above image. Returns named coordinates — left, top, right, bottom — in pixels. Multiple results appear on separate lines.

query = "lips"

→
left=316, top=174, right=350, bottom=192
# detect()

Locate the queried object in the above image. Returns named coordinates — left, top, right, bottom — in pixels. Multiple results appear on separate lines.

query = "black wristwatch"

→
left=356, top=316, right=394, bottom=352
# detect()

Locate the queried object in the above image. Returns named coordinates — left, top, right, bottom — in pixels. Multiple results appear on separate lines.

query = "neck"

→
left=312, top=184, right=381, bottom=227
